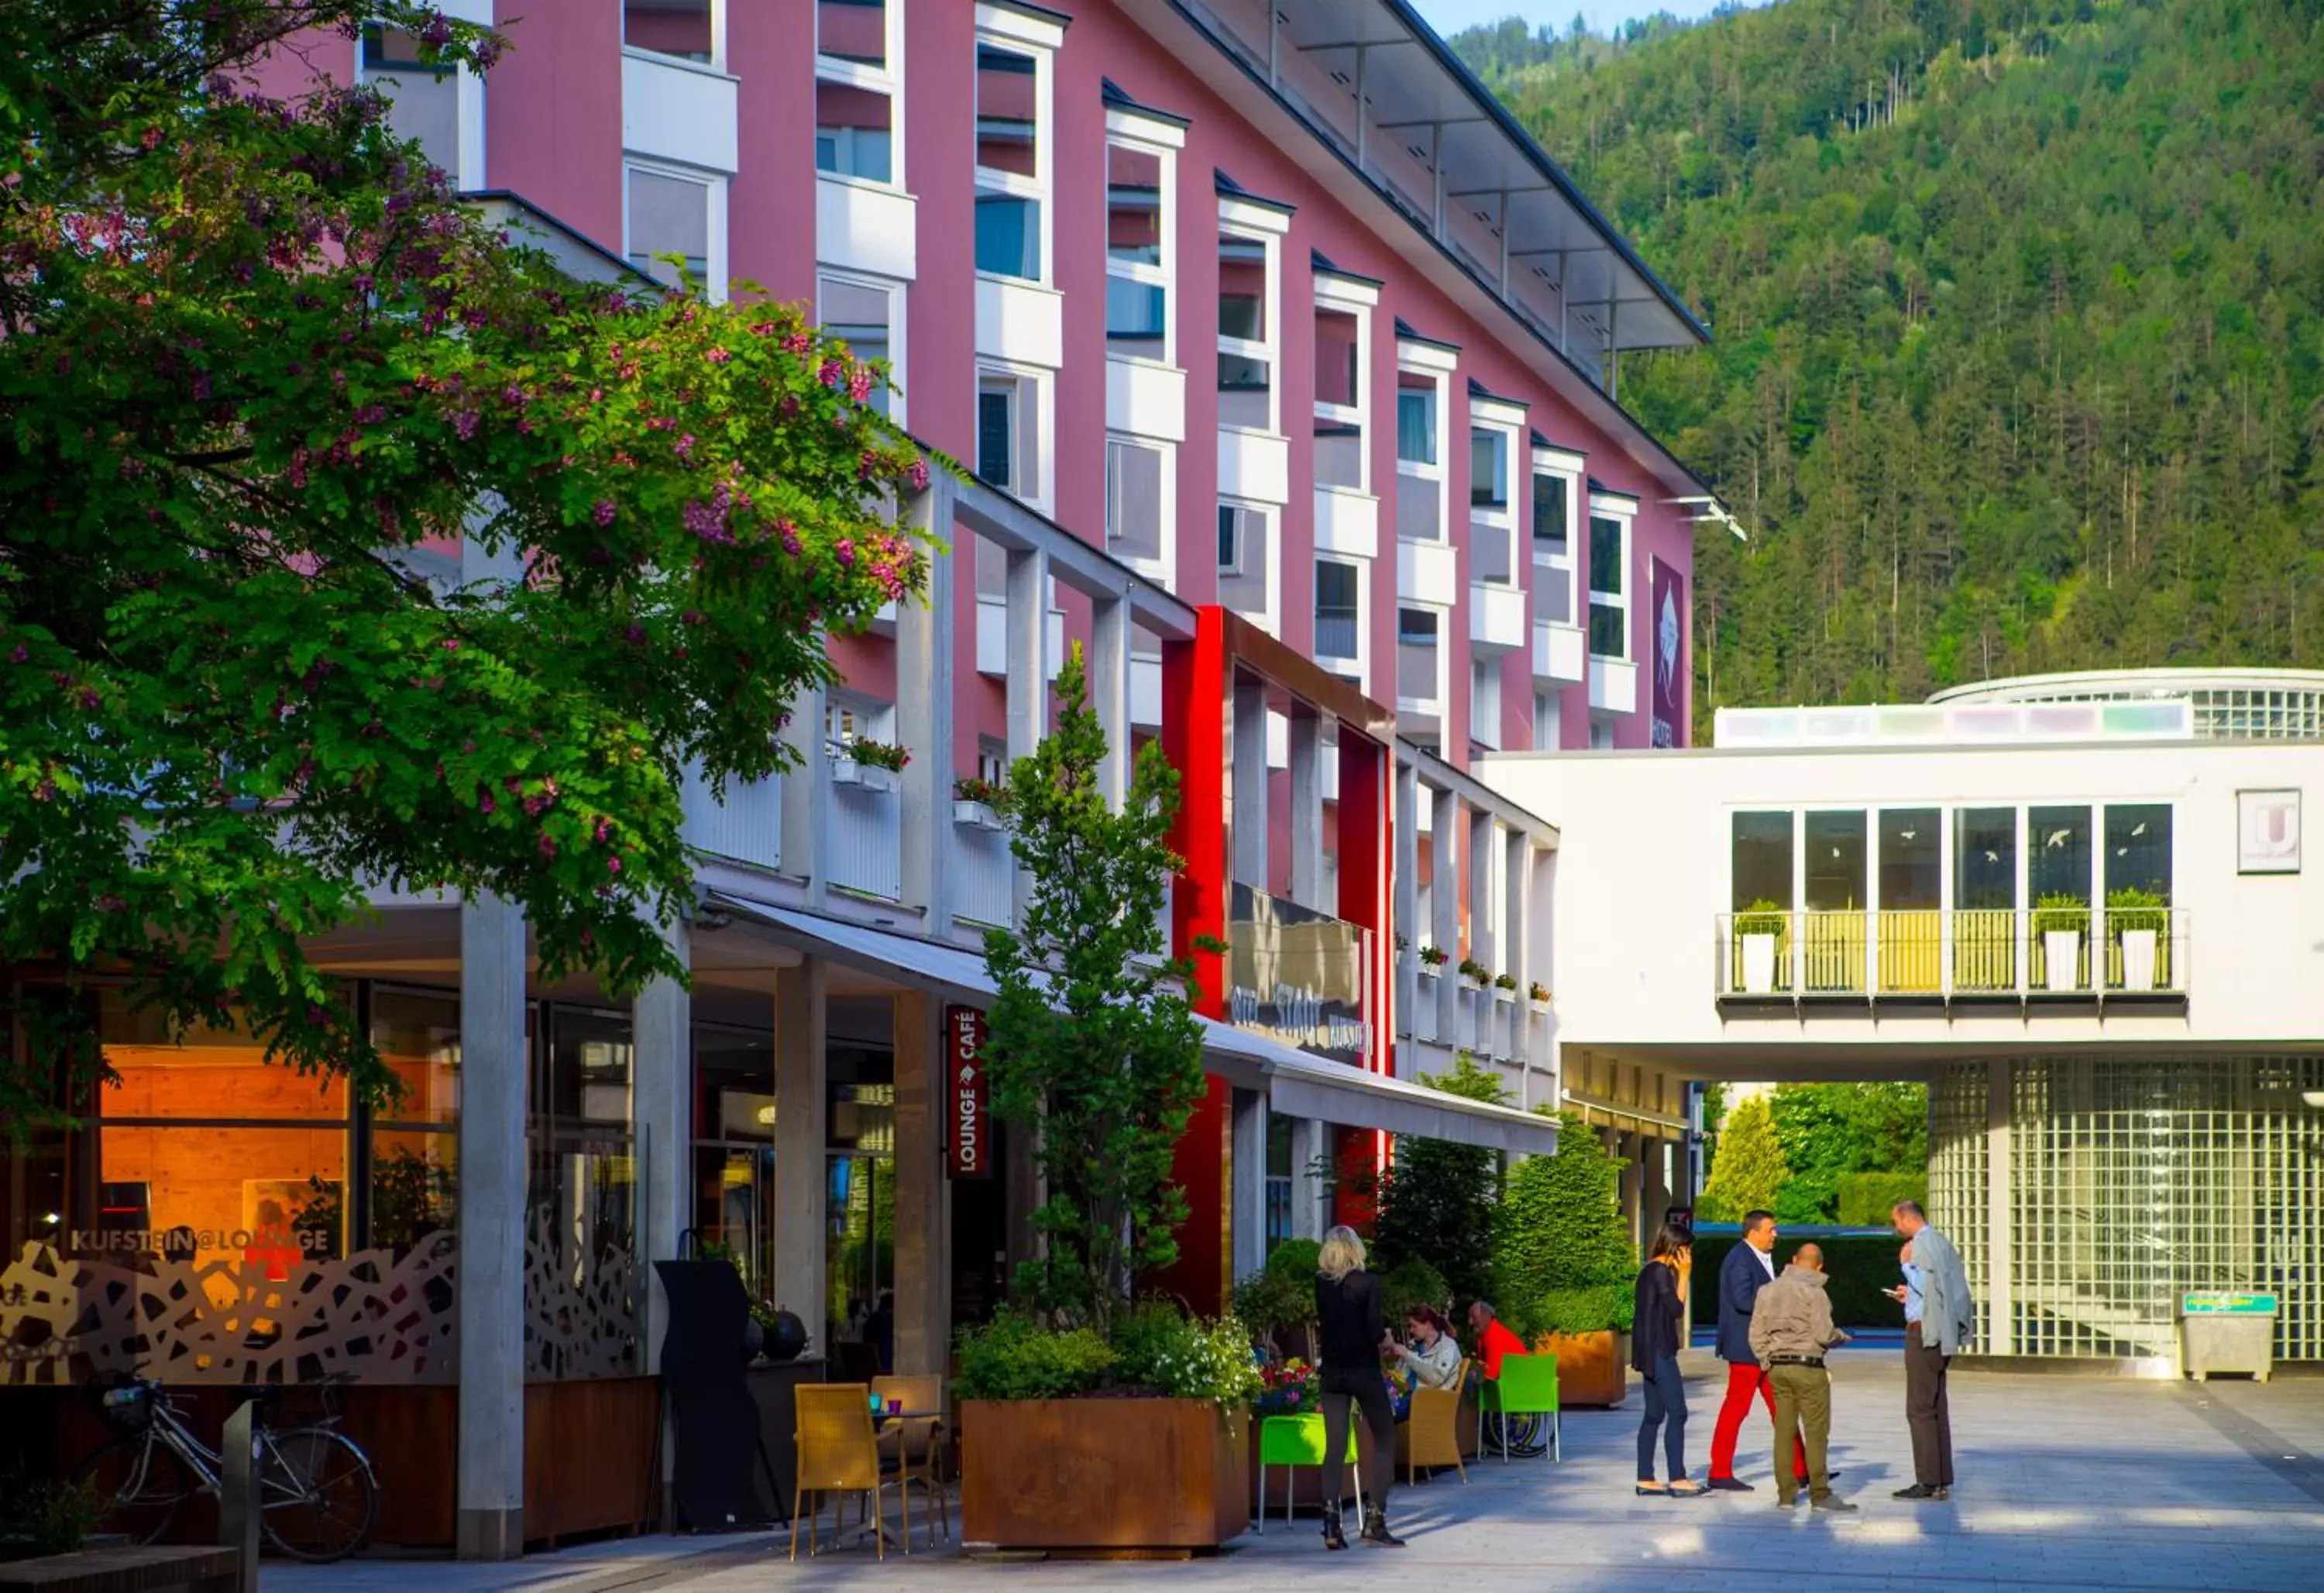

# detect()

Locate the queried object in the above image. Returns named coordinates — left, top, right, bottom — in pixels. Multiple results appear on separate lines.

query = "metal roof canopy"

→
left=1268, top=0, right=1704, bottom=352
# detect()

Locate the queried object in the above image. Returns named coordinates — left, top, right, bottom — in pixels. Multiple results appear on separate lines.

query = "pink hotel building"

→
left=0, top=0, right=1727, bottom=1556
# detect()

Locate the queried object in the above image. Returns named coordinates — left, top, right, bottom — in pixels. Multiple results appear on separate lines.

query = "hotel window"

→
left=2029, top=804, right=2093, bottom=907
left=1532, top=688, right=1558, bottom=748
left=626, top=0, right=720, bottom=67
left=2103, top=803, right=2172, bottom=904
left=1106, top=140, right=1173, bottom=362
left=1219, top=501, right=1271, bottom=621
left=1218, top=230, right=1277, bottom=432
left=1470, top=658, right=1503, bottom=750
left=976, top=368, right=1043, bottom=504
left=1105, top=435, right=1169, bottom=569
left=975, top=40, right=1050, bottom=283
left=1954, top=807, right=2019, bottom=912
left=1804, top=810, right=1868, bottom=912
left=1532, top=454, right=1579, bottom=625
left=817, top=273, right=902, bottom=421
left=1397, top=606, right=1441, bottom=705
left=1731, top=810, right=1793, bottom=912
left=1314, top=300, right=1368, bottom=492
left=816, top=0, right=899, bottom=186
left=1395, top=369, right=1444, bottom=542
left=1315, top=557, right=1361, bottom=669
left=1470, top=421, right=1518, bottom=585
left=1264, top=1113, right=1294, bottom=1254
left=624, top=163, right=724, bottom=299
left=359, top=25, right=469, bottom=184
left=1587, top=507, right=1630, bottom=659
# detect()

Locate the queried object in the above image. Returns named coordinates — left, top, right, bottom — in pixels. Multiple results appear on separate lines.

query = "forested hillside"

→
left=1456, top=0, right=2324, bottom=721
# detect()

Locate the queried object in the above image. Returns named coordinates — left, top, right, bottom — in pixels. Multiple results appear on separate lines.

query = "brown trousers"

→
left=1903, top=1332, right=1954, bottom=1487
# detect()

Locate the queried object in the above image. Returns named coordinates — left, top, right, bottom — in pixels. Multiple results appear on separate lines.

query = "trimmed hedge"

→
left=1836, top=1172, right=1927, bottom=1227
left=1690, top=1233, right=1910, bottom=1330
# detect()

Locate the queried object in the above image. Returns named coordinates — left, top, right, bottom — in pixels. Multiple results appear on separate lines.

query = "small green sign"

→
left=2182, top=1292, right=2278, bottom=1316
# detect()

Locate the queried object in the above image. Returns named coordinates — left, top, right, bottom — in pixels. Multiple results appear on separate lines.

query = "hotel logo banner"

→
left=946, top=1005, right=991, bottom=1179
left=1225, top=882, right=1373, bottom=1066
left=1651, top=556, right=1686, bottom=748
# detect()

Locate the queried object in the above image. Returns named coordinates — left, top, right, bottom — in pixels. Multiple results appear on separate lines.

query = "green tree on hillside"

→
left=1697, top=1094, right=1789, bottom=1222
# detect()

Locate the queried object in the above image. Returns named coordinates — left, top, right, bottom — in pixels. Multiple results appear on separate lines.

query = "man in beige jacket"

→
left=1747, top=1244, right=1855, bottom=1512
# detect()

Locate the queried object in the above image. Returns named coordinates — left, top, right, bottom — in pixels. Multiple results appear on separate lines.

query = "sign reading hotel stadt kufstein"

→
left=1651, top=556, right=1685, bottom=749
left=946, top=1005, right=990, bottom=1179
left=1226, top=882, right=1373, bottom=1066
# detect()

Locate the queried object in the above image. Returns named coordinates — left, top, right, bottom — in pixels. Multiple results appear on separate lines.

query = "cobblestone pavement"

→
left=267, top=1350, right=2324, bottom=1593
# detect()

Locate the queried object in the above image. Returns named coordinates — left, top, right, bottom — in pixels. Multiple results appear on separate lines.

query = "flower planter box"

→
left=952, top=798, right=1002, bottom=831
left=1740, top=932, right=1778, bottom=994
left=2042, top=929, right=2083, bottom=993
left=831, top=757, right=898, bottom=794
left=962, top=1398, right=1249, bottom=1553
left=2120, top=927, right=2159, bottom=990
left=1533, top=1330, right=1627, bottom=1408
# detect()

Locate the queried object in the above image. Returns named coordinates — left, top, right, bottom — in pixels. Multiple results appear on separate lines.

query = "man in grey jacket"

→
left=1890, top=1200, right=1972, bottom=1499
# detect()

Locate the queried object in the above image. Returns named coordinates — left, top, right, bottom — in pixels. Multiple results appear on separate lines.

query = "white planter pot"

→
left=953, top=799, right=1002, bottom=831
left=834, top=759, right=897, bottom=794
left=1741, top=933, right=1777, bottom=995
left=2121, top=928, right=2158, bottom=990
left=2043, top=930, right=2083, bottom=993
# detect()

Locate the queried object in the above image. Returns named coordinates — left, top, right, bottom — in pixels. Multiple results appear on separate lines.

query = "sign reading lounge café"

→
left=947, top=1004, right=991, bottom=1179
left=1225, top=882, right=1373, bottom=1066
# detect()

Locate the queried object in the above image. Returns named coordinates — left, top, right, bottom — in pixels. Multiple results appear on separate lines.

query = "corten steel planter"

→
left=961, top=1399, right=1250, bottom=1553
left=1535, top=1330, right=1628, bottom=1408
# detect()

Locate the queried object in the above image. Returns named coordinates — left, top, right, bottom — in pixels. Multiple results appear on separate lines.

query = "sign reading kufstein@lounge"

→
left=1225, top=882, right=1373, bottom=1066
left=2181, top=1292, right=2278, bottom=1315
left=946, top=1005, right=990, bottom=1179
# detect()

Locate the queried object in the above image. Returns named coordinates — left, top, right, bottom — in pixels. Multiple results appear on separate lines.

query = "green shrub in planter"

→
left=1689, top=1234, right=1907, bottom=1329
left=1494, top=1110, right=1631, bottom=1342
left=0, top=1477, right=101, bottom=1562
left=1109, top=1302, right=1263, bottom=1405
left=2031, top=891, right=2089, bottom=935
left=1733, top=898, right=1787, bottom=938
left=955, top=1311, right=1116, bottom=1401
left=2105, top=885, right=2168, bottom=935
left=1535, top=1284, right=1635, bottom=1337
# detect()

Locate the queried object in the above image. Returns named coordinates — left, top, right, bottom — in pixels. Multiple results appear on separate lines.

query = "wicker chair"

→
left=1397, top=1357, right=1471, bottom=1485
left=871, top=1373, right=948, bottom=1546
left=791, top=1383, right=892, bottom=1560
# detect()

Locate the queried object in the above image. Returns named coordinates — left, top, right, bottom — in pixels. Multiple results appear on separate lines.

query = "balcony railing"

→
left=1714, top=910, right=2190, bottom=1003
left=828, top=751, right=900, bottom=901
left=680, top=767, right=781, bottom=871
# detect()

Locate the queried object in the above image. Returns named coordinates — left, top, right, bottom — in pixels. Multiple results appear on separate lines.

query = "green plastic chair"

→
left=1481, top=1351, right=1562, bottom=1462
left=1254, top=1412, right=1365, bottom=1532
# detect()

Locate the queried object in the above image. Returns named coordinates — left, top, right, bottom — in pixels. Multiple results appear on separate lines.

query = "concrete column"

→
left=1431, top=786, right=1459, bottom=1041
left=1287, top=707, right=1323, bottom=910
left=1005, top=545, right=1050, bottom=922
left=1291, top=1117, right=1329, bottom=1242
left=779, top=680, right=830, bottom=907
left=1507, top=831, right=1532, bottom=1086
left=890, top=993, right=950, bottom=1376
left=1091, top=594, right=1132, bottom=808
left=632, top=916, right=692, bottom=1376
left=1468, top=812, right=1497, bottom=975
left=898, top=480, right=957, bottom=936
left=1229, top=1089, right=1268, bottom=1284
left=1986, top=1057, right=2013, bottom=1356
left=1231, top=670, right=1267, bottom=890
left=771, top=958, right=829, bottom=1346
left=1615, top=1128, right=1644, bottom=1253
left=456, top=896, right=526, bottom=1561
left=1394, top=756, right=1420, bottom=1071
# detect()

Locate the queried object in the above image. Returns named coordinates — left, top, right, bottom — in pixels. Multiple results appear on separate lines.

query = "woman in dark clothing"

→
left=1314, top=1224, right=1404, bottom=1550
left=1633, top=1221, right=1705, bottom=1496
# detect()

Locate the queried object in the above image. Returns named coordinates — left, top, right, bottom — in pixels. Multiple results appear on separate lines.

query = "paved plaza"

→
left=267, top=1349, right=2324, bottom=1593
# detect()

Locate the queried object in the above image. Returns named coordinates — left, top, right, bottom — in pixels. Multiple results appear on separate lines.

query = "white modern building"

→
left=1480, top=675, right=2324, bottom=1373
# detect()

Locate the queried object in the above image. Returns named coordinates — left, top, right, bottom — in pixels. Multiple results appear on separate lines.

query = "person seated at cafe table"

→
left=1467, top=1299, right=1529, bottom=1379
left=1393, top=1305, right=1463, bottom=1390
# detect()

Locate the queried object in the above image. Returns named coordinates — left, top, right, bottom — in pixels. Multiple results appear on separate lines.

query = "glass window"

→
left=976, top=373, right=1035, bottom=494
left=1315, top=559, right=1360, bottom=659
left=1397, top=607, right=1438, bottom=647
left=2029, top=804, right=2094, bottom=908
left=1532, top=471, right=1569, bottom=553
left=1879, top=808, right=1941, bottom=910
left=1106, top=145, right=1164, bottom=265
left=1470, top=428, right=1509, bottom=509
left=361, top=27, right=459, bottom=177
left=625, top=167, right=710, bottom=288
left=1588, top=516, right=1625, bottom=595
left=1803, top=810, right=1868, bottom=911
left=1954, top=807, right=2019, bottom=910
left=1217, top=233, right=1272, bottom=430
left=974, top=194, right=1041, bottom=280
left=544, top=1006, right=633, bottom=1129
left=1731, top=811, right=1793, bottom=910
left=625, top=0, right=713, bottom=62
left=1105, top=437, right=1164, bottom=563
left=101, top=991, right=348, bottom=1120
left=1264, top=1113, right=1294, bottom=1254
left=816, top=82, right=894, bottom=183
left=975, top=46, right=1039, bottom=176
left=1106, top=277, right=1167, bottom=350
left=1396, top=381, right=1436, bottom=466
left=2104, top=803, right=2171, bottom=902
left=815, top=0, right=885, bottom=68
left=373, top=987, right=460, bottom=1127
left=1315, top=310, right=1359, bottom=408
left=1314, top=304, right=1364, bottom=492
left=1216, top=504, right=1246, bottom=573
left=1587, top=603, right=1625, bottom=659
left=370, top=1127, right=457, bottom=1249
left=818, top=275, right=894, bottom=418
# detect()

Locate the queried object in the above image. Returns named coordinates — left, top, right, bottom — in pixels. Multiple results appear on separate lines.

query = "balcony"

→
left=1397, top=537, right=1458, bottom=609
left=621, top=48, right=737, bottom=173
left=681, top=767, right=781, bottom=871
left=1219, top=426, right=1290, bottom=504
left=975, top=596, right=1066, bottom=679
left=1713, top=909, right=2191, bottom=1006
left=951, top=803, right=1014, bottom=928
left=1470, top=582, right=1525, bottom=652
left=1314, top=484, right=1378, bottom=558
left=828, top=748, right=900, bottom=901
left=1534, top=618, right=1585, bottom=683
left=1587, top=655, right=1637, bottom=715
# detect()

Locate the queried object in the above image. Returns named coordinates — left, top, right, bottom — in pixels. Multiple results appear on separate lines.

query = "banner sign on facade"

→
left=2181, top=1292, right=2278, bottom=1316
left=946, top=1005, right=990, bottom=1179
left=1651, top=556, right=1686, bottom=748
left=1224, top=882, right=1373, bottom=1066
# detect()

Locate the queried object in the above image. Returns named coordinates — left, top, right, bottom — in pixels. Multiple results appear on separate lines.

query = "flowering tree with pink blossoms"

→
left=0, top=2, right=932, bottom=1127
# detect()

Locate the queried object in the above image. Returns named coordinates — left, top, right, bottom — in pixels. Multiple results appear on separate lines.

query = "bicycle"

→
left=71, top=1372, right=380, bottom=1563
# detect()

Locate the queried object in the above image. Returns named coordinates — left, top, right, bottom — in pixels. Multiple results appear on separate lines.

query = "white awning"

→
left=706, top=894, right=1556, bottom=1155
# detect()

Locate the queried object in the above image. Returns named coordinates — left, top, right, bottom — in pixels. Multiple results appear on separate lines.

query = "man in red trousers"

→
left=1706, top=1210, right=1812, bottom=1491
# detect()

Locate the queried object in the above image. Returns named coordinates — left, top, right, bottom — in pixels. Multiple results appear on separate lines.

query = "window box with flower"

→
left=951, top=775, right=1009, bottom=831
left=830, top=737, right=909, bottom=793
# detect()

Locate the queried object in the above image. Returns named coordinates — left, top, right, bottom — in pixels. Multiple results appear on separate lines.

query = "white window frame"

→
left=1217, top=192, right=1289, bottom=439
left=1313, top=272, right=1377, bottom=497
left=816, top=0, right=903, bottom=190
left=621, top=158, right=728, bottom=304
left=1218, top=497, right=1279, bottom=635
left=826, top=690, right=897, bottom=752
left=1313, top=553, right=1367, bottom=688
left=1587, top=490, right=1635, bottom=662
left=1532, top=687, right=1559, bottom=748
left=1532, top=442, right=1584, bottom=628
left=1104, top=431, right=1175, bottom=584
left=1394, top=338, right=1456, bottom=545
left=1470, top=394, right=1525, bottom=588
left=975, top=362, right=1051, bottom=511
left=1396, top=603, right=1446, bottom=714
left=816, top=269, right=906, bottom=425
left=1471, top=656, right=1504, bottom=750
left=974, top=9, right=1059, bottom=288
left=1104, top=119, right=1180, bottom=370
left=624, top=0, right=727, bottom=72
left=356, top=19, right=485, bottom=191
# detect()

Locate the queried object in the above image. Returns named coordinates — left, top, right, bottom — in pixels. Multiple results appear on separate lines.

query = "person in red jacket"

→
left=1466, top=1299, right=1529, bottom=1380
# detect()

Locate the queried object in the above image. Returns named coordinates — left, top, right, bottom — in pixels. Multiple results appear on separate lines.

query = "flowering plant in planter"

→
left=952, top=775, right=1006, bottom=806
left=842, top=738, right=911, bottom=773
left=1253, top=1357, right=1318, bottom=1416
left=1457, top=957, right=1491, bottom=986
left=1494, top=972, right=1518, bottom=993
left=1528, top=982, right=1551, bottom=1003
left=1418, top=944, right=1448, bottom=968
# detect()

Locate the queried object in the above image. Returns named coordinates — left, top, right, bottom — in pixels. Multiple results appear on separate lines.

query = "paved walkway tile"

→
left=264, top=1350, right=2324, bottom=1592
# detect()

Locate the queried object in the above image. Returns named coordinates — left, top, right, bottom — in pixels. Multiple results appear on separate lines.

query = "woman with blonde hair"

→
left=1313, top=1224, right=1403, bottom=1549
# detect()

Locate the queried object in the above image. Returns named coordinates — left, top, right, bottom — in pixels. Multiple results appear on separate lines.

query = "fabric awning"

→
left=706, top=894, right=1557, bottom=1155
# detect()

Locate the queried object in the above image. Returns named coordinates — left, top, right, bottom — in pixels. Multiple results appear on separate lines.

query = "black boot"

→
left=1360, top=1506, right=1406, bottom=1548
left=1319, top=1502, right=1348, bottom=1551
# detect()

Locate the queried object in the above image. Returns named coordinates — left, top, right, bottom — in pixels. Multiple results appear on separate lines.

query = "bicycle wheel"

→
left=258, top=1426, right=379, bottom=1563
left=1483, top=1409, right=1549, bottom=1458
left=73, top=1432, right=196, bottom=1546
